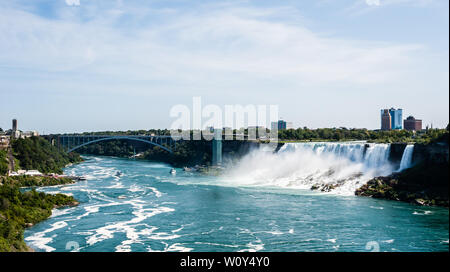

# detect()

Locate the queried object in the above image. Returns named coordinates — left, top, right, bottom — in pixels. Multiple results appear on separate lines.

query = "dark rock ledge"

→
left=355, top=162, right=449, bottom=207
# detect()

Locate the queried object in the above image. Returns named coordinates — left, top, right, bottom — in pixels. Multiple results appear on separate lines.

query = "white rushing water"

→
left=398, top=145, right=414, bottom=171
left=225, top=142, right=394, bottom=195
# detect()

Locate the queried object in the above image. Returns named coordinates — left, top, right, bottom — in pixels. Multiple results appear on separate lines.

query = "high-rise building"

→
left=404, top=116, right=422, bottom=131
left=380, top=108, right=402, bottom=130
left=389, top=108, right=403, bottom=129
left=381, top=109, right=391, bottom=130
left=12, top=119, right=17, bottom=131
left=10, top=119, right=20, bottom=139
left=271, top=120, right=293, bottom=131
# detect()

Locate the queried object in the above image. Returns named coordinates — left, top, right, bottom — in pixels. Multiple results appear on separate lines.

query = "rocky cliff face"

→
left=356, top=141, right=449, bottom=207
left=387, top=142, right=449, bottom=168
left=389, top=143, right=408, bottom=168
left=355, top=161, right=449, bottom=207
left=412, top=142, right=449, bottom=165
left=222, top=141, right=260, bottom=161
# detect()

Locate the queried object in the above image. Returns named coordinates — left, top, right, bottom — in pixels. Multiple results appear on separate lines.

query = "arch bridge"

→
left=56, top=135, right=179, bottom=153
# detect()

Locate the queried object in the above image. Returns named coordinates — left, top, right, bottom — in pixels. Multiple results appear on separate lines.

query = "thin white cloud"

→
left=0, top=2, right=422, bottom=87
left=365, top=0, right=381, bottom=6
left=382, top=0, right=434, bottom=6
left=65, top=0, right=80, bottom=6
left=348, top=0, right=436, bottom=15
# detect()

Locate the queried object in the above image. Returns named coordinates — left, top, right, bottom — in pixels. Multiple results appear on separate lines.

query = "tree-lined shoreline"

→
left=0, top=137, right=83, bottom=252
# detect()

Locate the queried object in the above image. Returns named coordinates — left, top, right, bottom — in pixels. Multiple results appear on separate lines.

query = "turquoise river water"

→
left=24, top=143, right=449, bottom=252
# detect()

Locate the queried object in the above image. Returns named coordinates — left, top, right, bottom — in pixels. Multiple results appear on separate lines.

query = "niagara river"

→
left=24, top=142, right=449, bottom=252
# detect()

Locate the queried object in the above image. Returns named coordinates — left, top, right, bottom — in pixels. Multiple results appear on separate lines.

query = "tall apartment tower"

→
left=271, top=120, right=293, bottom=131
left=12, top=119, right=18, bottom=131
left=389, top=108, right=403, bottom=129
left=381, top=109, right=391, bottom=130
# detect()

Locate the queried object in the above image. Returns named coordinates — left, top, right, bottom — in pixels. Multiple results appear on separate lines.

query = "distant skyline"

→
left=0, top=0, right=448, bottom=134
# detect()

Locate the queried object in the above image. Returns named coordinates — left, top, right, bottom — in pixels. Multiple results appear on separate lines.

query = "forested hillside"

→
left=11, top=137, right=82, bottom=174
left=0, top=185, right=78, bottom=251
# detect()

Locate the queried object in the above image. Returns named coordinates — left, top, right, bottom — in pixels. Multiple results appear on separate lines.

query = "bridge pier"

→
left=212, top=129, right=222, bottom=166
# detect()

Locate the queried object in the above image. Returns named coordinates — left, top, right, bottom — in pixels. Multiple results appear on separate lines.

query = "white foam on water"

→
left=107, top=181, right=125, bottom=189
left=263, top=230, right=283, bottom=235
left=171, top=226, right=185, bottom=233
left=194, top=242, right=239, bottom=248
left=76, top=201, right=123, bottom=220
left=25, top=221, right=68, bottom=252
left=327, top=238, right=337, bottom=243
left=149, top=232, right=181, bottom=240
left=239, top=238, right=265, bottom=252
left=148, top=186, right=163, bottom=198
left=114, top=227, right=157, bottom=252
left=74, top=231, right=94, bottom=236
left=115, top=244, right=132, bottom=252
left=82, top=165, right=118, bottom=179
left=382, top=239, right=395, bottom=244
left=41, top=191, right=61, bottom=195
left=128, top=184, right=144, bottom=192
left=86, top=200, right=174, bottom=247
left=165, top=243, right=194, bottom=252
left=51, top=207, right=76, bottom=218
left=161, top=202, right=177, bottom=205
left=83, top=174, right=96, bottom=180
left=413, top=210, right=433, bottom=215
left=303, top=238, right=323, bottom=242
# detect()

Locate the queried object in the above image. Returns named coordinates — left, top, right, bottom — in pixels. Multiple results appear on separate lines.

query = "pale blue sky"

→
left=0, top=0, right=448, bottom=133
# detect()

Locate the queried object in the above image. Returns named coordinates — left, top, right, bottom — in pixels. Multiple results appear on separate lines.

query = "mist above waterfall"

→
left=224, top=142, right=395, bottom=195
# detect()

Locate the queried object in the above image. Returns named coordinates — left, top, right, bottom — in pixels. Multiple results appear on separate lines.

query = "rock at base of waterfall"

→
left=355, top=162, right=449, bottom=207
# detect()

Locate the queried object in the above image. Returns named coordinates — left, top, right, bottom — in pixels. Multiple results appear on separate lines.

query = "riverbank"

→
left=0, top=174, right=83, bottom=252
left=1, top=175, right=77, bottom=187
left=0, top=182, right=79, bottom=252
left=0, top=136, right=84, bottom=252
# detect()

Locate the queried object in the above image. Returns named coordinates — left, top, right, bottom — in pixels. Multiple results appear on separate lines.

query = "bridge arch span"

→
left=66, top=136, right=173, bottom=153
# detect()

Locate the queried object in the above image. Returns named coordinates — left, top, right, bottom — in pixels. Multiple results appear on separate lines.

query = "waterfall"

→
left=225, top=142, right=394, bottom=195
left=279, top=142, right=391, bottom=170
left=363, top=143, right=391, bottom=169
left=398, top=145, right=414, bottom=171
